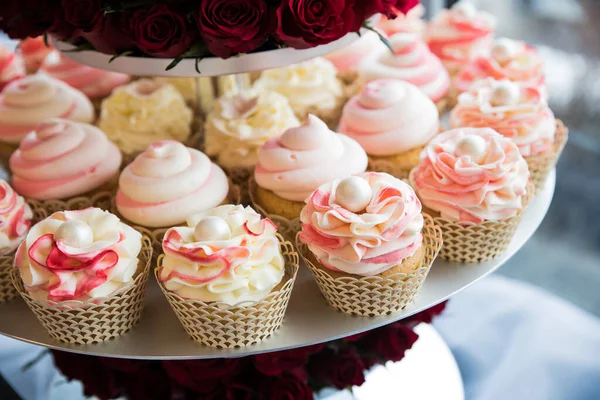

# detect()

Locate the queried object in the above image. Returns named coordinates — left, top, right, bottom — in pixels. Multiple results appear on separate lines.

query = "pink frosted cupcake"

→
left=324, top=31, right=381, bottom=85
left=0, top=45, right=25, bottom=92
left=377, top=4, right=426, bottom=37
left=17, top=37, right=53, bottom=73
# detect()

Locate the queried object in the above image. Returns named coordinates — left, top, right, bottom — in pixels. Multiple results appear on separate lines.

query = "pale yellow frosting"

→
left=153, top=77, right=198, bottom=105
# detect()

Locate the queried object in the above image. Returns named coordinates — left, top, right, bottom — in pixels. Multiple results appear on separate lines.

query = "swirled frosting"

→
left=98, top=79, right=192, bottom=154
left=358, top=33, right=450, bottom=102
left=299, top=172, right=424, bottom=276
left=450, top=79, right=555, bottom=157
left=324, top=31, right=380, bottom=75
left=160, top=205, right=285, bottom=305
left=41, top=52, right=130, bottom=100
left=116, top=140, right=229, bottom=228
left=253, top=58, right=343, bottom=117
left=339, top=79, right=439, bottom=155
left=18, top=37, right=53, bottom=72
left=410, top=127, right=529, bottom=224
left=454, top=38, right=545, bottom=94
left=254, top=115, right=368, bottom=202
left=426, top=1, right=497, bottom=74
left=378, top=4, right=426, bottom=37
left=10, top=119, right=122, bottom=200
left=205, top=90, right=299, bottom=169
left=15, top=207, right=142, bottom=302
left=0, top=180, right=32, bottom=255
left=0, top=74, right=94, bottom=144
left=0, top=45, right=24, bottom=92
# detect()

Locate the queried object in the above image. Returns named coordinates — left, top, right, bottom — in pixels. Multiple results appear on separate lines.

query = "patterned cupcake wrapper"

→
left=526, top=119, right=568, bottom=194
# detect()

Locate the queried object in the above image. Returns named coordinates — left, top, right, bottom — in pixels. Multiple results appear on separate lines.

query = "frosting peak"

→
left=358, top=79, right=405, bottom=108
left=278, top=114, right=329, bottom=150
left=0, top=180, right=32, bottom=255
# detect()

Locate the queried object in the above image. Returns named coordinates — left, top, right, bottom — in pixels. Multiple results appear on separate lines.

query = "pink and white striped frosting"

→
left=377, top=4, right=426, bottom=37
left=0, top=180, right=32, bottom=255
left=324, top=31, right=380, bottom=74
left=0, top=45, right=25, bottom=92
left=17, top=37, right=53, bottom=72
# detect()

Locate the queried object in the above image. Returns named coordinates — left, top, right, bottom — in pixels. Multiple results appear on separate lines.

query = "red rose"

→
left=1, top=2, right=58, bottom=39
left=196, top=0, right=277, bottom=59
left=407, top=301, right=447, bottom=324
left=343, top=331, right=369, bottom=342
left=62, top=0, right=103, bottom=34
left=308, top=347, right=366, bottom=389
left=99, top=357, right=148, bottom=373
left=361, top=323, right=419, bottom=362
left=82, top=12, right=135, bottom=55
left=122, top=366, right=183, bottom=400
left=205, top=383, right=254, bottom=400
left=162, top=359, right=242, bottom=394
left=275, top=0, right=366, bottom=49
left=130, top=5, right=196, bottom=58
left=267, top=374, right=314, bottom=400
left=365, top=0, right=420, bottom=18
left=254, top=344, right=324, bottom=376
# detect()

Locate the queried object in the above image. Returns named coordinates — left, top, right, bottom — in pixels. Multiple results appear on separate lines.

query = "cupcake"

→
left=450, top=79, right=567, bottom=192
left=252, top=115, right=368, bottom=227
left=98, top=79, right=193, bottom=156
left=357, top=33, right=450, bottom=112
left=17, top=37, right=53, bottom=73
left=153, top=77, right=199, bottom=108
left=425, top=0, right=497, bottom=76
left=0, top=74, right=94, bottom=145
left=297, top=172, right=442, bottom=316
left=0, top=45, right=25, bottom=92
left=10, top=119, right=121, bottom=207
left=339, top=79, right=439, bottom=179
left=13, top=207, right=152, bottom=343
left=157, top=204, right=298, bottom=348
left=409, top=127, right=531, bottom=262
left=253, top=58, right=344, bottom=129
left=324, top=31, right=381, bottom=86
left=377, top=4, right=426, bottom=37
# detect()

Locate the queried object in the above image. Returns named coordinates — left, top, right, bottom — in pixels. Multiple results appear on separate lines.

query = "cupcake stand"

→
left=0, top=31, right=556, bottom=399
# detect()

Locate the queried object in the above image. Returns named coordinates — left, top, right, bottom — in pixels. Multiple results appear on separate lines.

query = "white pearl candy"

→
left=490, top=81, right=520, bottom=106
left=452, top=1, right=477, bottom=19
left=335, top=176, right=372, bottom=213
left=194, top=216, right=231, bottom=242
left=491, top=38, right=519, bottom=64
left=54, top=220, right=94, bottom=248
left=456, top=134, right=488, bottom=164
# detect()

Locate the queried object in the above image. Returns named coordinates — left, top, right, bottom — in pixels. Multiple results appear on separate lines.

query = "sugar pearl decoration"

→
left=194, top=216, right=231, bottom=242
left=452, top=1, right=477, bottom=19
left=404, top=214, right=424, bottom=237
left=55, top=220, right=94, bottom=248
left=490, top=81, right=520, bottom=106
left=456, top=134, right=487, bottom=163
left=335, top=176, right=372, bottom=213
left=491, top=38, right=519, bottom=64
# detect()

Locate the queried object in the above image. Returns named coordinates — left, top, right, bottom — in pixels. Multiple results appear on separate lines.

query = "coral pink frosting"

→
left=116, top=140, right=229, bottom=228
left=18, top=37, right=53, bottom=72
left=255, top=115, right=368, bottom=202
left=0, top=45, right=25, bottom=92
left=299, top=172, right=424, bottom=276
left=10, top=119, right=122, bottom=200
left=0, top=179, right=32, bottom=255
left=339, top=79, right=439, bottom=155
left=410, top=127, right=529, bottom=224
left=324, top=31, right=380, bottom=74
left=41, top=53, right=130, bottom=99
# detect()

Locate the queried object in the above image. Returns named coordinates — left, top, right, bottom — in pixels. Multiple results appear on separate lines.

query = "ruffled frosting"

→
left=116, top=140, right=229, bottom=228
left=426, top=1, right=496, bottom=73
left=253, top=57, right=343, bottom=116
left=0, top=180, right=32, bottom=255
left=358, top=33, right=450, bottom=102
left=450, top=79, right=555, bottom=157
left=41, top=52, right=130, bottom=100
left=152, top=77, right=198, bottom=105
left=339, top=79, right=439, bottom=155
left=299, top=172, right=424, bottom=276
left=160, top=205, right=285, bottom=305
left=0, top=45, right=25, bottom=92
left=324, top=31, right=381, bottom=74
left=15, top=207, right=142, bottom=302
left=0, top=74, right=94, bottom=144
left=98, top=79, right=192, bottom=154
left=410, top=127, right=529, bottom=224
left=205, top=90, right=299, bottom=169
left=378, top=4, right=426, bottom=37
left=10, top=119, right=122, bottom=200
left=255, top=115, right=368, bottom=202
left=18, top=37, right=53, bottom=72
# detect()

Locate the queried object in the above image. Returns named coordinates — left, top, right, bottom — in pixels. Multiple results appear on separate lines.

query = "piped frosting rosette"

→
left=0, top=74, right=94, bottom=144
left=324, top=32, right=381, bottom=82
left=377, top=4, right=426, bottom=37
left=10, top=119, right=122, bottom=201
left=426, top=1, right=497, bottom=74
left=116, top=140, right=229, bottom=228
left=0, top=45, right=25, bottom=92
left=17, top=37, right=52, bottom=73
left=357, top=33, right=450, bottom=105
left=0, top=180, right=33, bottom=256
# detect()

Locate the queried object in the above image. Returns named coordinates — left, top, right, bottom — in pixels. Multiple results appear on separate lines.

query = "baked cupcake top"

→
left=253, top=57, right=343, bottom=116
left=15, top=207, right=142, bottom=302
left=10, top=119, right=122, bottom=201
left=377, top=4, right=426, bottom=37
left=40, top=52, right=130, bottom=100
left=358, top=33, right=450, bottom=102
left=454, top=37, right=545, bottom=94
left=17, top=37, right=52, bottom=72
left=116, top=140, right=229, bottom=228
left=299, top=172, right=424, bottom=276
left=161, top=205, right=284, bottom=305
left=0, top=180, right=32, bottom=255
left=98, top=79, right=192, bottom=154
left=254, top=115, right=368, bottom=202
left=0, top=74, right=94, bottom=144
left=425, top=1, right=496, bottom=73
left=410, top=127, right=529, bottom=224
left=324, top=31, right=381, bottom=75
left=339, top=79, right=439, bottom=156
left=205, top=90, right=299, bottom=169
left=451, top=79, right=555, bottom=157
left=0, top=45, right=25, bottom=91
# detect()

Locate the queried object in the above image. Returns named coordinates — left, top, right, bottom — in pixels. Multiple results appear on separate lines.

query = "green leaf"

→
left=43, top=33, right=49, bottom=47
left=61, top=42, right=95, bottom=53
left=165, top=56, right=184, bottom=71
left=362, top=24, right=393, bottom=53
left=195, top=57, right=203, bottom=74
left=109, top=50, right=135, bottom=63
left=21, top=350, right=50, bottom=373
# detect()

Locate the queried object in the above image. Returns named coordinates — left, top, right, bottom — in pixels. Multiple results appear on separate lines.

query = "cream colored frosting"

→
left=98, top=79, right=192, bottom=154
left=0, top=180, right=32, bottom=255
left=339, top=79, right=439, bottom=155
left=15, top=207, right=142, bottom=302
left=0, top=74, right=94, bottom=144
left=0, top=45, right=24, bottom=91
left=153, top=77, right=198, bottom=105
left=324, top=31, right=381, bottom=74
left=160, top=204, right=285, bottom=305
left=255, top=115, right=368, bottom=202
left=116, top=140, right=229, bottom=228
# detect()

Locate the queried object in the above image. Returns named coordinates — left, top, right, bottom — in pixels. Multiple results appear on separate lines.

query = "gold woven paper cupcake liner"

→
left=156, top=234, right=299, bottom=348
left=26, top=190, right=115, bottom=219
left=297, top=214, right=443, bottom=317
left=526, top=119, right=568, bottom=194
left=0, top=255, right=18, bottom=303
left=11, top=235, right=153, bottom=344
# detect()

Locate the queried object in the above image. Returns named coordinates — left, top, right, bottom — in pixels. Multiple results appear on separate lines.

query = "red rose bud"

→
left=267, top=373, right=314, bottom=400
left=82, top=12, right=135, bottom=55
left=254, top=344, right=324, bottom=376
left=308, top=347, right=366, bottom=389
